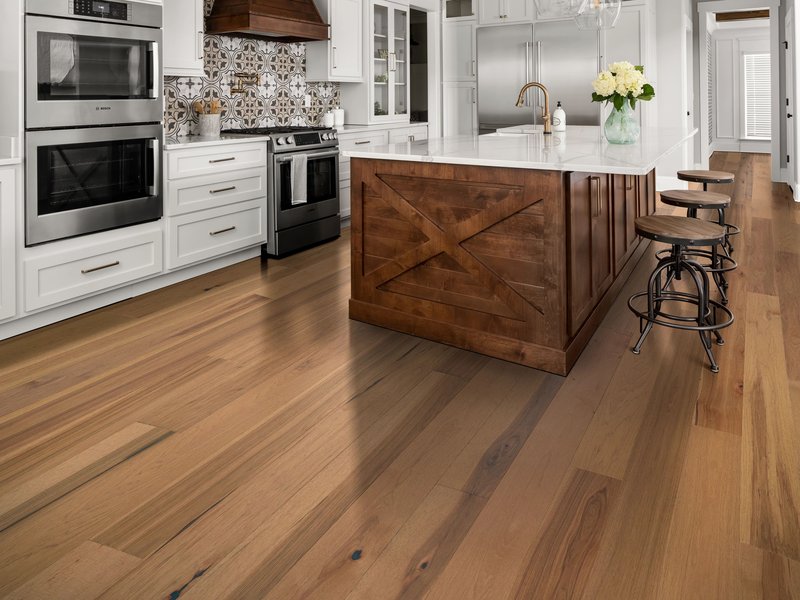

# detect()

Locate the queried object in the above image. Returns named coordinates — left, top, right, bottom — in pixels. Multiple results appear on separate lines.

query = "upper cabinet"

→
left=443, top=21, right=475, bottom=82
left=478, top=0, right=532, bottom=25
left=444, top=0, right=474, bottom=19
left=163, top=0, right=205, bottom=78
left=340, top=0, right=410, bottom=124
left=306, top=0, right=364, bottom=82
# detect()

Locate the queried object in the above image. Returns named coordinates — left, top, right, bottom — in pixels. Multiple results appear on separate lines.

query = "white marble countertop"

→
left=343, top=125, right=698, bottom=176
left=164, top=134, right=270, bottom=150
left=336, top=122, right=428, bottom=135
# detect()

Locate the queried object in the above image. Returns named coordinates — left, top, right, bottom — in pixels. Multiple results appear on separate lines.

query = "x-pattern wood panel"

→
left=361, top=171, right=546, bottom=323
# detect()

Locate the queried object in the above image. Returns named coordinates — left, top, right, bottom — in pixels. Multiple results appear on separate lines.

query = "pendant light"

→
left=574, top=0, right=622, bottom=30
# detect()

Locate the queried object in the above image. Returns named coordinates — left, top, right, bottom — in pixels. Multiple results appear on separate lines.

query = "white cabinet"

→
left=0, top=167, right=15, bottom=322
left=306, top=0, right=364, bottom=82
left=444, top=0, right=474, bottom=19
left=340, top=0, right=411, bottom=124
left=443, top=21, right=476, bottom=82
left=23, top=224, right=163, bottom=312
left=478, top=0, right=531, bottom=25
left=388, top=124, right=429, bottom=143
left=163, top=0, right=205, bottom=78
left=443, top=83, right=477, bottom=136
left=165, top=141, right=268, bottom=269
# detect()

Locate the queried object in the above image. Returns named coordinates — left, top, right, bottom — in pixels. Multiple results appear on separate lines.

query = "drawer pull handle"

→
left=210, top=226, right=236, bottom=236
left=81, top=260, right=120, bottom=275
left=355, top=141, right=371, bottom=145
left=209, top=157, right=236, bottom=164
left=210, top=186, right=237, bottom=194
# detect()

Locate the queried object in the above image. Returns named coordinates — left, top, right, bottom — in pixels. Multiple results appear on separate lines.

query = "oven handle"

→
left=275, top=150, right=340, bottom=163
left=149, top=41, right=160, bottom=99
left=148, top=138, right=161, bottom=198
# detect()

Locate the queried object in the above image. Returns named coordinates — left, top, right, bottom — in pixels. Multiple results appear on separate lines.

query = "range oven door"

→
left=26, top=15, right=162, bottom=129
left=26, top=124, right=162, bottom=246
left=274, top=149, right=340, bottom=231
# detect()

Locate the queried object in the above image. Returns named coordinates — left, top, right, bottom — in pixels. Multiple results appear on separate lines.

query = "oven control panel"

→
left=274, top=131, right=338, bottom=151
left=71, top=0, right=130, bottom=20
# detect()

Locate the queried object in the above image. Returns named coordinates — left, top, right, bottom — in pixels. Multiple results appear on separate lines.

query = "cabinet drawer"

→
left=388, top=125, right=429, bottom=143
left=338, top=131, right=390, bottom=152
left=24, top=226, right=163, bottom=312
left=166, top=143, right=268, bottom=179
left=166, top=167, right=267, bottom=216
left=167, top=200, right=266, bottom=269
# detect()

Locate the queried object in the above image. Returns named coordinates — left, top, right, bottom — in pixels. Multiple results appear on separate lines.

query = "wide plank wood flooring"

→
left=0, top=152, right=799, bottom=599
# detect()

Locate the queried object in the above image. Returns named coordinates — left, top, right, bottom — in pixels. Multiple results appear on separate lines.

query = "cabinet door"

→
left=0, top=168, right=15, bottom=321
left=569, top=172, right=613, bottom=335
left=505, top=0, right=532, bottom=22
left=478, top=0, right=504, bottom=24
left=330, top=0, right=363, bottom=80
left=612, top=174, right=639, bottom=276
left=443, top=21, right=476, bottom=82
left=443, top=83, right=477, bottom=136
left=163, top=0, right=204, bottom=77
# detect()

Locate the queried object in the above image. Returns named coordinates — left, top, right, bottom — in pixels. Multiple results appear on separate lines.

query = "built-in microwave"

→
left=25, top=124, right=162, bottom=246
left=25, top=0, right=162, bottom=129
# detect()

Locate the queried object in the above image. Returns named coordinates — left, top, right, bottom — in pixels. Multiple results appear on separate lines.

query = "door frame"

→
left=698, top=0, right=782, bottom=183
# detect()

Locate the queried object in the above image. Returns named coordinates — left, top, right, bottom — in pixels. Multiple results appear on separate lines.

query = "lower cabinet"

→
left=166, top=200, right=266, bottom=269
left=568, top=172, right=614, bottom=337
left=23, top=224, right=163, bottom=312
left=442, top=82, right=477, bottom=136
left=0, top=167, right=16, bottom=321
left=612, top=173, right=640, bottom=276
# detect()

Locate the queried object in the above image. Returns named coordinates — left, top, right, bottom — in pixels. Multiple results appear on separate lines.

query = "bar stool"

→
left=677, top=169, right=741, bottom=254
left=658, top=190, right=738, bottom=305
left=628, top=215, right=734, bottom=373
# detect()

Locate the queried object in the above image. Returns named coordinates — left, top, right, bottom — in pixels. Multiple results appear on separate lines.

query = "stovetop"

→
left=222, top=126, right=339, bottom=153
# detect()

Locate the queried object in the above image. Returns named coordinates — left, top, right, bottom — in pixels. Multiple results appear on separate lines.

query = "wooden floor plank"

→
left=510, top=469, right=621, bottom=600
left=3, top=541, right=140, bottom=600
left=742, top=292, right=800, bottom=562
left=741, top=543, right=800, bottom=600
left=0, top=422, right=170, bottom=533
left=654, top=426, right=741, bottom=599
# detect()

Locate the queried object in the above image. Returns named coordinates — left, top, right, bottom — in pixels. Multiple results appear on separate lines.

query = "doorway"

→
left=785, top=5, right=797, bottom=194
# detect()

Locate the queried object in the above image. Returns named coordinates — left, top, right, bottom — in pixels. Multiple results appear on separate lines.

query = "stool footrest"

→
left=628, top=292, right=734, bottom=333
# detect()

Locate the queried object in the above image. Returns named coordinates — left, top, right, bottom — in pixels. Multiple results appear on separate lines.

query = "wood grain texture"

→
left=4, top=541, right=140, bottom=600
left=510, top=469, right=620, bottom=600
left=742, top=293, right=800, bottom=561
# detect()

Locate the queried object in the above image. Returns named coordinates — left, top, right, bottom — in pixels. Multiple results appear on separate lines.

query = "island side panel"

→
left=349, top=158, right=570, bottom=374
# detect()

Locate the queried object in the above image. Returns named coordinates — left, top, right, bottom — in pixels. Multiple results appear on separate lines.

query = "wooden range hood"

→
left=206, top=0, right=329, bottom=42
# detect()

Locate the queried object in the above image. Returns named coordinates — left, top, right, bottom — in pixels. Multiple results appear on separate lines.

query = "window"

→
left=743, top=52, right=771, bottom=139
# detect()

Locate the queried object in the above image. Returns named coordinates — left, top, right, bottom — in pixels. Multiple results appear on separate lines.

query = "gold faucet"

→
left=515, top=82, right=553, bottom=135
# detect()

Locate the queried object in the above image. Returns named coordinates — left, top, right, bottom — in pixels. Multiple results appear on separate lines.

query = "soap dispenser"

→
left=553, top=101, right=567, bottom=132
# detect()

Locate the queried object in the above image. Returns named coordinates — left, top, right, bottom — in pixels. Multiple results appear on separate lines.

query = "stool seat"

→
left=660, top=189, right=731, bottom=209
left=635, top=215, right=726, bottom=246
left=677, top=170, right=735, bottom=185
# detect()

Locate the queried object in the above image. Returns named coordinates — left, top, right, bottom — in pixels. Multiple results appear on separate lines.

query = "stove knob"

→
left=322, top=133, right=329, bottom=140
left=275, top=137, right=285, bottom=145
left=287, top=136, right=295, bottom=144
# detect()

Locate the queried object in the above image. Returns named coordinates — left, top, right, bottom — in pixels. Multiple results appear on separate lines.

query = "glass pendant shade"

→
left=533, top=0, right=582, bottom=18
left=575, top=0, right=621, bottom=30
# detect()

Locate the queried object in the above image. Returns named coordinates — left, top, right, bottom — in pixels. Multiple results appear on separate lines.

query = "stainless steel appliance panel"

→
left=26, top=124, right=162, bottom=245
left=272, top=148, right=340, bottom=231
left=476, top=24, right=534, bottom=133
left=533, top=20, right=601, bottom=126
left=26, top=0, right=163, bottom=27
left=26, top=14, right=162, bottom=128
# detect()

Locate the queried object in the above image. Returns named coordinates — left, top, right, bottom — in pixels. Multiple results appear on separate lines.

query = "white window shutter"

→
left=743, top=53, right=771, bottom=139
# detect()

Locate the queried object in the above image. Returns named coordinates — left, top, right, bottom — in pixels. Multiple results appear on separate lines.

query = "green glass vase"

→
left=604, top=98, right=640, bottom=145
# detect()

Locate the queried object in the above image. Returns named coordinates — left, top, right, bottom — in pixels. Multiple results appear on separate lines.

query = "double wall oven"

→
left=25, top=0, right=163, bottom=246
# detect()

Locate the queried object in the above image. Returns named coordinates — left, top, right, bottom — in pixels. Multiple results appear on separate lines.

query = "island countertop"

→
left=343, top=125, right=698, bottom=176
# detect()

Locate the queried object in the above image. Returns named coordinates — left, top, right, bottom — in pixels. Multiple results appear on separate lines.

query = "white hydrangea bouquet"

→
left=591, top=61, right=655, bottom=110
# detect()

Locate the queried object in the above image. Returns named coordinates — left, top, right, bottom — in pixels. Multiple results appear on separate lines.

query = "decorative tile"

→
left=164, top=34, right=342, bottom=136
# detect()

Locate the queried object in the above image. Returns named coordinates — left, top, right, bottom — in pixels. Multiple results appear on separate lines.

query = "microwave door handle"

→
left=148, top=138, right=160, bottom=197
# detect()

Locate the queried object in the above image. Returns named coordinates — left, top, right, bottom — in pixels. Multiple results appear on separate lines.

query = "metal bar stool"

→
left=658, top=190, right=738, bottom=305
left=677, top=170, right=741, bottom=254
left=628, top=215, right=734, bottom=373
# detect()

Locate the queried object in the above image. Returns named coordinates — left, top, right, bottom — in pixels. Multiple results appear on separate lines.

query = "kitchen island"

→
left=344, top=126, right=697, bottom=375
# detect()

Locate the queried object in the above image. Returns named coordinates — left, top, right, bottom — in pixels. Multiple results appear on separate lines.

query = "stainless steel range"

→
left=225, top=126, right=340, bottom=257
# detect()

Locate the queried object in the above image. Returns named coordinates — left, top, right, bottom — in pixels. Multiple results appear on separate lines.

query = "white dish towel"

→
left=291, top=154, right=308, bottom=205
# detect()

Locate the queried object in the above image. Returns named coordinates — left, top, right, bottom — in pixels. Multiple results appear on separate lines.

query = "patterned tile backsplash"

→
left=164, top=35, right=341, bottom=137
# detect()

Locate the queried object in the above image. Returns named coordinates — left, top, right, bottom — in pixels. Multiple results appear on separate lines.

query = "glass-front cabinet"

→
left=371, top=1, right=409, bottom=122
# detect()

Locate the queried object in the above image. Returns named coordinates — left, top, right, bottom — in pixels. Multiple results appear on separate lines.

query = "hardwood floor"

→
left=0, top=152, right=798, bottom=599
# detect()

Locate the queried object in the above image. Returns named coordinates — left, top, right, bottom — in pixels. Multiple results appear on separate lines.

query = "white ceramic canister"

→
left=322, top=111, right=335, bottom=128
left=197, top=113, right=221, bottom=137
left=333, top=107, right=345, bottom=128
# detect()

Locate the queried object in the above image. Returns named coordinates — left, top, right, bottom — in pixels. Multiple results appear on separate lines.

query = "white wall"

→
left=712, top=23, right=771, bottom=152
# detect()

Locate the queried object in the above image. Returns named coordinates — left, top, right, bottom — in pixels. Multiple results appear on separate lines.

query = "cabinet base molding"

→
left=0, top=247, right=260, bottom=342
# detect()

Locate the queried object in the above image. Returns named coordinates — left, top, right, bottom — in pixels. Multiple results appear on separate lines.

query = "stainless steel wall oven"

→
left=24, top=0, right=163, bottom=246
